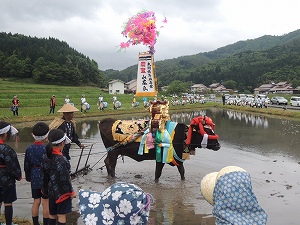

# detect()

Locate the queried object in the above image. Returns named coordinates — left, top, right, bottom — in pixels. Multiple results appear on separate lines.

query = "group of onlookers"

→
left=1, top=103, right=84, bottom=225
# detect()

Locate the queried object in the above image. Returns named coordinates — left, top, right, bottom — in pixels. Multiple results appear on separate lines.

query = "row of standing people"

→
left=0, top=103, right=84, bottom=225
left=11, top=93, right=133, bottom=117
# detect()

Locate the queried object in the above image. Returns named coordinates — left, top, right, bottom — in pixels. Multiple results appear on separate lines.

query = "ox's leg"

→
left=104, top=154, right=117, bottom=178
left=177, top=164, right=185, bottom=180
left=155, top=162, right=165, bottom=181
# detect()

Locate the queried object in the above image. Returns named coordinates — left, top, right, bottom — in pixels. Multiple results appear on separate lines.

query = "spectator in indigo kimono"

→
left=24, top=122, right=50, bottom=225
left=41, top=129, right=76, bottom=225
left=49, top=103, right=84, bottom=161
left=11, top=95, right=19, bottom=116
left=200, top=166, right=268, bottom=225
left=49, top=95, right=56, bottom=114
left=78, top=182, right=154, bottom=225
left=0, top=121, right=22, bottom=225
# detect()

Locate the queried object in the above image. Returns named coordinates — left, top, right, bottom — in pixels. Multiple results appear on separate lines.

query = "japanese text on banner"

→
left=136, top=53, right=157, bottom=97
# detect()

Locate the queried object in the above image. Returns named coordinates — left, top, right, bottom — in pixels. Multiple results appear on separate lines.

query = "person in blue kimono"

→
left=24, top=122, right=50, bottom=225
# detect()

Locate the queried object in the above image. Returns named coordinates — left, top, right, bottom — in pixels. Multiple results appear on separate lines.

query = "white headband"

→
left=52, top=134, right=71, bottom=145
left=0, top=125, right=18, bottom=136
left=33, top=131, right=50, bottom=141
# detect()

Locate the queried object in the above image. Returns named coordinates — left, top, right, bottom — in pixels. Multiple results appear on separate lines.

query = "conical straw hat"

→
left=57, top=103, right=79, bottom=112
left=200, top=172, right=218, bottom=205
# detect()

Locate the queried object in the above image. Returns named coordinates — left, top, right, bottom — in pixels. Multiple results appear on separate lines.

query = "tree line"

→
left=0, top=32, right=106, bottom=87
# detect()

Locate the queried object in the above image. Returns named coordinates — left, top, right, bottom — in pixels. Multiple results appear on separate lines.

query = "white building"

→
left=108, top=80, right=125, bottom=94
left=125, top=79, right=137, bottom=93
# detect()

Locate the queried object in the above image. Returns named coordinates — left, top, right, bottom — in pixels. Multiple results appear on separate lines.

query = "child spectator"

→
left=41, top=129, right=76, bottom=225
left=0, top=121, right=22, bottom=225
left=24, top=122, right=50, bottom=225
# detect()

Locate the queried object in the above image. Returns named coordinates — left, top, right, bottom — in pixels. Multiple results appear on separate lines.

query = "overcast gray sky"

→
left=1, top=0, right=299, bottom=70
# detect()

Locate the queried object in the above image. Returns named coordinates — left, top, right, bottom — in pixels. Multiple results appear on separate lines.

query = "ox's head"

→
left=186, top=116, right=221, bottom=152
left=202, top=125, right=221, bottom=151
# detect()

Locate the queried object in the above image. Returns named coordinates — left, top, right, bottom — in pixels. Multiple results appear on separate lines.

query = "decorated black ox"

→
left=99, top=116, right=220, bottom=181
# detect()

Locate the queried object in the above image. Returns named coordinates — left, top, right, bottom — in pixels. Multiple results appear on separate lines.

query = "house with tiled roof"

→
left=254, top=82, right=296, bottom=94
left=254, top=83, right=275, bottom=94
left=213, top=85, right=227, bottom=93
left=269, top=82, right=294, bottom=94
left=190, top=84, right=208, bottom=93
left=209, top=83, right=220, bottom=89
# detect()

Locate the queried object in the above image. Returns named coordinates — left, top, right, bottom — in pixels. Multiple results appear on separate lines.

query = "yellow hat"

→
left=57, top=103, right=79, bottom=112
left=200, top=166, right=247, bottom=205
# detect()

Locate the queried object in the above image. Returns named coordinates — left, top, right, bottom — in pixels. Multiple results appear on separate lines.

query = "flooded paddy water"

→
left=7, top=108, right=300, bottom=225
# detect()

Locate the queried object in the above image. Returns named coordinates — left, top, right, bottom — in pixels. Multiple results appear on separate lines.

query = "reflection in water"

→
left=226, top=110, right=269, bottom=128
left=170, top=110, right=270, bottom=128
left=81, top=122, right=91, bottom=138
left=170, top=110, right=206, bottom=123
left=8, top=109, right=300, bottom=160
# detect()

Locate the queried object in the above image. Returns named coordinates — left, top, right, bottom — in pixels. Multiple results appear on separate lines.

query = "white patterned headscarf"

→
left=213, top=171, right=268, bottom=225
left=78, top=182, right=154, bottom=225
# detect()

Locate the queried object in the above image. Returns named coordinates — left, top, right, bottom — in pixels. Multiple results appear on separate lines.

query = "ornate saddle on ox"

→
left=112, top=119, right=148, bottom=143
left=109, top=100, right=190, bottom=164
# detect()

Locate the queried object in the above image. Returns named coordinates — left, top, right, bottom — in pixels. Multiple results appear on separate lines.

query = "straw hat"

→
left=200, top=166, right=246, bottom=205
left=57, top=103, right=79, bottom=112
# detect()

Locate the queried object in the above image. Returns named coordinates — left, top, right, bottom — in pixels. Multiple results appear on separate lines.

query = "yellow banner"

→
left=135, top=52, right=157, bottom=97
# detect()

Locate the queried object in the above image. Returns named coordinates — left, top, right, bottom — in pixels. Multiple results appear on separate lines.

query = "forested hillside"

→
left=0, top=32, right=105, bottom=86
left=1, top=30, right=300, bottom=92
left=105, top=29, right=300, bottom=92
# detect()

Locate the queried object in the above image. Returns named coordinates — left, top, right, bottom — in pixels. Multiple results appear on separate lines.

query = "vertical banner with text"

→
left=135, top=52, right=157, bottom=97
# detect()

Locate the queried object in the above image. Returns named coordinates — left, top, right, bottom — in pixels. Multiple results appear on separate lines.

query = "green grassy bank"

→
left=1, top=79, right=300, bottom=125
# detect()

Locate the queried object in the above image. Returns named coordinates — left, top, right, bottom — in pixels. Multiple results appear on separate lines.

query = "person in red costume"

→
left=11, top=95, right=19, bottom=116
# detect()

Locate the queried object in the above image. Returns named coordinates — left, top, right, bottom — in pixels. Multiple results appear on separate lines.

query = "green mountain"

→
left=1, top=30, right=300, bottom=92
left=0, top=32, right=106, bottom=87
left=105, top=29, right=300, bottom=92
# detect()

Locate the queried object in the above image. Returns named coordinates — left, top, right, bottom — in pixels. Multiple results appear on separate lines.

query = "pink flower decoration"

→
left=120, top=10, right=167, bottom=54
